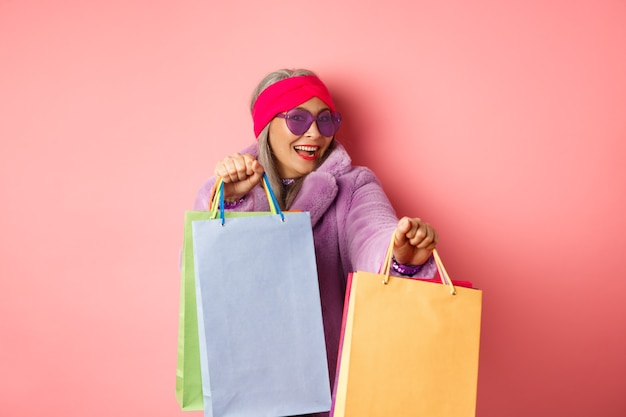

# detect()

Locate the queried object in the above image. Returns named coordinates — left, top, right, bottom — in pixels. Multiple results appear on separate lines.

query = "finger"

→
left=214, top=160, right=235, bottom=181
left=242, top=154, right=257, bottom=176
left=404, top=220, right=420, bottom=243
left=407, top=221, right=427, bottom=245
left=250, top=159, right=265, bottom=175
left=229, top=154, right=250, bottom=182
left=247, top=158, right=265, bottom=181
left=416, top=225, right=438, bottom=249
left=242, top=154, right=263, bottom=174
left=394, top=217, right=412, bottom=247
left=247, top=162, right=265, bottom=187
left=220, top=158, right=241, bottom=183
left=415, top=226, right=434, bottom=248
left=214, top=157, right=230, bottom=178
left=399, top=218, right=421, bottom=244
left=217, top=154, right=248, bottom=183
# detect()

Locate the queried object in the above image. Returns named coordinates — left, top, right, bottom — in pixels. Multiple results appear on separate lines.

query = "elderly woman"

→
left=193, top=68, right=438, bottom=416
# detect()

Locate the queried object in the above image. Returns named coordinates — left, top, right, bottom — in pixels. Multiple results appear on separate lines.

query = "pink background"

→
left=1, top=1, right=625, bottom=416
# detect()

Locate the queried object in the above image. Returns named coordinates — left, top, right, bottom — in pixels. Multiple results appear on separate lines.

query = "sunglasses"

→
left=276, top=108, right=342, bottom=137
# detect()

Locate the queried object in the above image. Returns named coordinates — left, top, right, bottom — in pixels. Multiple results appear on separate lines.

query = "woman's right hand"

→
left=213, top=153, right=265, bottom=201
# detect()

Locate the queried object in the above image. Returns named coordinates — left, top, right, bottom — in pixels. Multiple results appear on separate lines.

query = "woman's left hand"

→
left=393, top=217, right=438, bottom=266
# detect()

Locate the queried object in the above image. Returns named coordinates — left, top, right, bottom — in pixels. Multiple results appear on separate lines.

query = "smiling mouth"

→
left=294, top=145, right=318, bottom=158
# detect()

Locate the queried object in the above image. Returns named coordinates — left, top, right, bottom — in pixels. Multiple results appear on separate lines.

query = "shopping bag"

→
left=176, top=183, right=260, bottom=410
left=332, top=235, right=482, bottom=417
left=192, top=175, right=331, bottom=417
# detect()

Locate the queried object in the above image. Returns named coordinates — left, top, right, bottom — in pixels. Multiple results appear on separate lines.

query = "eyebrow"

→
left=293, top=106, right=331, bottom=112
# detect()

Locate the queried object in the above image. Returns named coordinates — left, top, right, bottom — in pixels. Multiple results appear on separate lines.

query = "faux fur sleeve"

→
left=340, top=168, right=436, bottom=278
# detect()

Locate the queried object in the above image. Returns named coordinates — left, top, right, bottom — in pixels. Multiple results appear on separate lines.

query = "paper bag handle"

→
left=209, top=172, right=284, bottom=225
left=381, top=232, right=456, bottom=295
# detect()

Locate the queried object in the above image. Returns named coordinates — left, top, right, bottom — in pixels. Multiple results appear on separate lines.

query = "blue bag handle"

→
left=211, top=173, right=284, bottom=225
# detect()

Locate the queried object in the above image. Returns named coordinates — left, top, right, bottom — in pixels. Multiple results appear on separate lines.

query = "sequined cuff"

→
left=223, top=195, right=246, bottom=209
left=391, top=256, right=424, bottom=276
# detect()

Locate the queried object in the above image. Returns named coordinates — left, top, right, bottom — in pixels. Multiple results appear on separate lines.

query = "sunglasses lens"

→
left=284, top=109, right=312, bottom=135
left=316, top=110, right=335, bottom=137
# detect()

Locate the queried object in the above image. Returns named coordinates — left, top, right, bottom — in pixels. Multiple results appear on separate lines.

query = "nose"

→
left=304, top=120, right=322, bottom=138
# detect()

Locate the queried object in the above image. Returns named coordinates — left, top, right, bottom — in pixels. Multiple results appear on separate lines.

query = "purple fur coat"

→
left=193, top=142, right=436, bottom=416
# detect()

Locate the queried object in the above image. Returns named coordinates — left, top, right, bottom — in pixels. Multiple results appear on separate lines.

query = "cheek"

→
left=268, top=120, right=296, bottom=150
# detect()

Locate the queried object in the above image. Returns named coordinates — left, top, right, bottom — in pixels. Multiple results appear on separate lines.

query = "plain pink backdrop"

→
left=1, top=1, right=625, bottom=416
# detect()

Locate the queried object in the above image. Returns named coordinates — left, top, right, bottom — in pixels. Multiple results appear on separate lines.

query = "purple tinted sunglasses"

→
left=276, top=108, right=342, bottom=137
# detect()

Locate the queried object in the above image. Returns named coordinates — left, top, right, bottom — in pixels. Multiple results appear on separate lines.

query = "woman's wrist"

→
left=223, top=195, right=246, bottom=209
left=391, top=256, right=424, bottom=276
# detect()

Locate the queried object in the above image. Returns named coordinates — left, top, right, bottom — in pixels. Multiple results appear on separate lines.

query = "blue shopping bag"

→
left=192, top=175, right=331, bottom=417
left=176, top=205, right=264, bottom=411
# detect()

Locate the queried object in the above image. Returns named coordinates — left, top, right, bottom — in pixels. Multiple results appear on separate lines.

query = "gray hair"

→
left=251, top=69, right=335, bottom=210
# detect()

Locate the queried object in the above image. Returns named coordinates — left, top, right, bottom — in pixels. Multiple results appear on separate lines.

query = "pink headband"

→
left=252, top=75, right=336, bottom=138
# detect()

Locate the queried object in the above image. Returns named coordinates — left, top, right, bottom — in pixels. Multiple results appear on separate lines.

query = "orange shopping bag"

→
left=332, top=236, right=482, bottom=417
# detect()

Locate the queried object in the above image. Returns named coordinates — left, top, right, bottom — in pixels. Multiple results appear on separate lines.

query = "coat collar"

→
left=291, top=142, right=352, bottom=227
left=242, top=141, right=352, bottom=228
